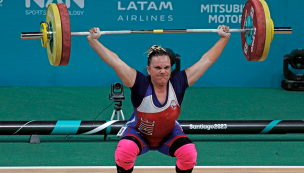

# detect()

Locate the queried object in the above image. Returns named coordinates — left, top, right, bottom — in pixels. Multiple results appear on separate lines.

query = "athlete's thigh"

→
left=157, top=121, right=188, bottom=156
left=122, top=126, right=150, bottom=155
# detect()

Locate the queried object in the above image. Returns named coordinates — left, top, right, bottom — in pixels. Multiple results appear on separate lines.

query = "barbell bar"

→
left=20, top=0, right=292, bottom=66
left=21, top=27, right=292, bottom=39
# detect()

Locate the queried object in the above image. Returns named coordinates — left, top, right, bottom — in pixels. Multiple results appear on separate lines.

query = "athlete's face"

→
left=147, top=55, right=171, bottom=86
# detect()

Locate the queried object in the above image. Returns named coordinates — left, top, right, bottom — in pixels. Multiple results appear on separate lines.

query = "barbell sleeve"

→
left=274, top=27, right=292, bottom=34
left=21, top=32, right=44, bottom=39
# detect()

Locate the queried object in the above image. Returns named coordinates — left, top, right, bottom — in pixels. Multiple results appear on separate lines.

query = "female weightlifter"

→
left=87, top=25, right=230, bottom=173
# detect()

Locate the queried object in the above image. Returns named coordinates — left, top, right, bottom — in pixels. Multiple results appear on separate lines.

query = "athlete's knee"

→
left=115, top=139, right=140, bottom=171
left=174, top=143, right=197, bottom=171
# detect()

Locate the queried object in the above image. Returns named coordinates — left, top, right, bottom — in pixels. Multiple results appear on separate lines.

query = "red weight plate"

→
left=56, top=3, right=71, bottom=66
left=241, top=0, right=266, bottom=61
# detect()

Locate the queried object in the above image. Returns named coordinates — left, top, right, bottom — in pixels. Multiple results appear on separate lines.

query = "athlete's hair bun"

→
left=148, top=45, right=166, bottom=55
left=147, top=45, right=169, bottom=66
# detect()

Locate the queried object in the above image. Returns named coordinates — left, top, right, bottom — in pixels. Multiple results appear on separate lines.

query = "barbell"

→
left=21, top=0, right=292, bottom=66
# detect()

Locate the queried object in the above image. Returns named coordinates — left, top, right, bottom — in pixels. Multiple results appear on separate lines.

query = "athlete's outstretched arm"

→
left=87, top=27, right=136, bottom=88
left=185, top=25, right=230, bottom=86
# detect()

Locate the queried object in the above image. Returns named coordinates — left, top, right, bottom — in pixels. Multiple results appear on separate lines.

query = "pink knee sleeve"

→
left=174, top=143, right=197, bottom=170
left=115, top=139, right=140, bottom=170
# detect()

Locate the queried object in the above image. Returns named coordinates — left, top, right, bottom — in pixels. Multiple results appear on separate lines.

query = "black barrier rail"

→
left=1, top=120, right=304, bottom=135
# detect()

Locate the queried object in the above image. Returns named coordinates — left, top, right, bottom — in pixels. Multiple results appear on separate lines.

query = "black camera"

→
left=109, top=83, right=125, bottom=101
left=281, top=49, right=304, bottom=90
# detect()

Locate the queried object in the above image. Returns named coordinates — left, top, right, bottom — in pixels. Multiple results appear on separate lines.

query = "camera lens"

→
left=114, top=83, right=122, bottom=90
left=292, top=55, right=304, bottom=69
left=293, top=55, right=304, bottom=69
left=290, top=49, right=304, bottom=69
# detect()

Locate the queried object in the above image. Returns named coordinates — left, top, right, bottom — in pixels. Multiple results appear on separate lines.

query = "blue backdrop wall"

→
left=0, top=0, right=302, bottom=87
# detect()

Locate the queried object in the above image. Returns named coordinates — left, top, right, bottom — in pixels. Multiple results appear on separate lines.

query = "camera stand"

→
left=110, top=101, right=125, bottom=121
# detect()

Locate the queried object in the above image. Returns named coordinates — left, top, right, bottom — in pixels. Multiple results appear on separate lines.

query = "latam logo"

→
left=117, top=1, right=173, bottom=22
left=118, top=1, right=173, bottom=10
left=25, top=0, right=84, bottom=8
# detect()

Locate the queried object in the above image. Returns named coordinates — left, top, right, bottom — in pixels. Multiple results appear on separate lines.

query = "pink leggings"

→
left=115, top=139, right=197, bottom=171
left=174, top=143, right=197, bottom=170
left=115, top=139, right=139, bottom=170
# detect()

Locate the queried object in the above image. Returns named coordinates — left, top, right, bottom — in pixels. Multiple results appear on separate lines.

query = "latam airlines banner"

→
left=0, top=0, right=302, bottom=87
